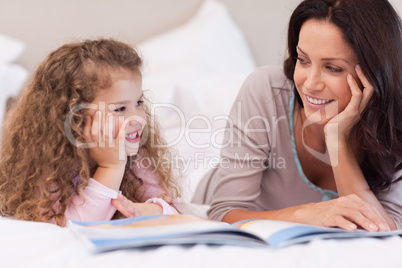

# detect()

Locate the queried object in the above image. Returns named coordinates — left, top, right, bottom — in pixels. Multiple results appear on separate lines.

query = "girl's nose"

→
left=128, top=120, right=142, bottom=128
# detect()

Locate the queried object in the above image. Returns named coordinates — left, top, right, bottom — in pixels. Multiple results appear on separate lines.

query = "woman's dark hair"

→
left=284, top=0, right=402, bottom=191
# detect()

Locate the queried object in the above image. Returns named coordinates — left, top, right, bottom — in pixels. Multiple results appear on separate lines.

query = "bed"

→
left=1, top=0, right=402, bottom=267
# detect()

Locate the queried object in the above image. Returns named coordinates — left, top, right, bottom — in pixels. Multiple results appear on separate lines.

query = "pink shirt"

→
left=57, top=149, right=180, bottom=225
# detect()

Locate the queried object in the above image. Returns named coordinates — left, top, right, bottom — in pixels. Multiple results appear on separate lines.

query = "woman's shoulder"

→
left=239, top=65, right=293, bottom=104
left=241, top=65, right=292, bottom=96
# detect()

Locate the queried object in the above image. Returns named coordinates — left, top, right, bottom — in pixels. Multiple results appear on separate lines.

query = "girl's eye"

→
left=114, top=106, right=125, bottom=112
left=136, top=100, right=144, bottom=106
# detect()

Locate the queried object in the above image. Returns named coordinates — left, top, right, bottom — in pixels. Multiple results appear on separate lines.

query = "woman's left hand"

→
left=325, top=65, right=374, bottom=142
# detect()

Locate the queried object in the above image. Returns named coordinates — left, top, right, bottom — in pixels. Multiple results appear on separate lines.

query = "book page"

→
left=233, top=219, right=303, bottom=240
left=70, top=214, right=230, bottom=240
left=233, top=219, right=402, bottom=248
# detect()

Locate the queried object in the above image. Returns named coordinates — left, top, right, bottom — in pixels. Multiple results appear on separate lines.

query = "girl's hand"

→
left=294, top=194, right=390, bottom=232
left=325, top=65, right=374, bottom=143
left=84, top=110, right=127, bottom=168
left=83, top=110, right=127, bottom=190
left=112, top=194, right=163, bottom=217
left=112, top=194, right=140, bottom=217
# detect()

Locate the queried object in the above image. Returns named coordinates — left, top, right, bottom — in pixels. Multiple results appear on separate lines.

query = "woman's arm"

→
left=325, top=65, right=394, bottom=230
left=223, top=194, right=390, bottom=231
left=208, top=66, right=392, bottom=231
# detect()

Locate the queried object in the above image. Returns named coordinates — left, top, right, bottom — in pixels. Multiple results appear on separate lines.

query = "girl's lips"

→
left=125, top=130, right=141, bottom=143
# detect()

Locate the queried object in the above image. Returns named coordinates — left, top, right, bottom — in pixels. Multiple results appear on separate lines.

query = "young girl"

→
left=0, top=38, right=182, bottom=226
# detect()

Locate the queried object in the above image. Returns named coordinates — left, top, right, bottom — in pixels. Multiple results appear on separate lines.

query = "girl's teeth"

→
left=307, top=96, right=331, bottom=105
left=126, top=132, right=138, bottom=139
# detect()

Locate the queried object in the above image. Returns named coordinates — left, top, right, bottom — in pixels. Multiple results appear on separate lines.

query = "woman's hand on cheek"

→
left=325, top=65, right=374, bottom=143
left=83, top=110, right=127, bottom=169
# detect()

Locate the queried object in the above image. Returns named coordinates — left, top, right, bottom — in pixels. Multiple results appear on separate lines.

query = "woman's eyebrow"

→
left=296, top=46, right=307, bottom=55
left=297, top=46, right=353, bottom=65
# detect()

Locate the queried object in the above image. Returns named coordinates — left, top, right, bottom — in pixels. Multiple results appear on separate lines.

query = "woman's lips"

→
left=306, top=95, right=334, bottom=106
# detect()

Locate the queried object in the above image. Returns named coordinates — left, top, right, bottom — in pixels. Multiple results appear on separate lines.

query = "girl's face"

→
left=88, top=70, right=147, bottom=156
left=294, top=19, right=360, bottom=124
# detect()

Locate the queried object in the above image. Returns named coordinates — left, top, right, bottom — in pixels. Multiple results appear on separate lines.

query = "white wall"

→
left=220, top=0, right=402, bottom=67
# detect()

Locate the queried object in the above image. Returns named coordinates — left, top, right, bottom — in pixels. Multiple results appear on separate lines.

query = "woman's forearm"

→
left=328, top=139, right=396, bottom=230
left=222, top=207, right=302, bottom=224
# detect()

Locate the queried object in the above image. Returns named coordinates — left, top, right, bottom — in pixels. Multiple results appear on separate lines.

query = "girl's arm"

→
left=55, top=178, right=117, bottom=225
left=111, top=194, right=180, bottom=217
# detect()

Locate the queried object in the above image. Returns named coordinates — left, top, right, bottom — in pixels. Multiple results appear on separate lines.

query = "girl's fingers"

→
left=112, top=194, right=140, bottom=217
left=83, top=115, right=92, bottom=143
left=106, top=113, right=116, bottom=147
left=117, top=116, right=127, bottom=143
left=91, top=110, right=104, bottom=145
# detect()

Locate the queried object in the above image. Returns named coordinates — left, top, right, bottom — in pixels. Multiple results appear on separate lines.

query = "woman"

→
left=192, top=0, right=402, bottom=231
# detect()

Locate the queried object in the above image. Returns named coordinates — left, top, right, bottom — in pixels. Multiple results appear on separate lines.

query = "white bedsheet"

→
left=1, top=215, right=402, bottom=268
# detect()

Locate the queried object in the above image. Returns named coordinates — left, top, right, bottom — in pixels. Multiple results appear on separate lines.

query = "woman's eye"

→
left=326, top=66, right=343, bottom=73
left=114, top=106, right=125, bottom=112
left=136, top=100, right=144, bottom=106
left=296, top=57, right=308, bottom=64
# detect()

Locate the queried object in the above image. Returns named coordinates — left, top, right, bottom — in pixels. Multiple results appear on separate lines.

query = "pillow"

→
left=139, top=0, right=256, bottom=103
left=0, top=34, right=27, bottom=128
left=0, top=33, right=25, bottom=63
left=137, top=0, right=256, bottom=201
left=0, top=63, right=28, bottom=127
left=152, top=74, right=249, bottom=201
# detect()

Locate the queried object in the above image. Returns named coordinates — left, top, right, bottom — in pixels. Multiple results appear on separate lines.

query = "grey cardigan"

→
left=193, top=65, right=402, bottom=229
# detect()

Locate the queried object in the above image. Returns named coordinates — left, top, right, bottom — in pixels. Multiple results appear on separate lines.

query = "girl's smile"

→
left=125, top=129, right=141, bottom=143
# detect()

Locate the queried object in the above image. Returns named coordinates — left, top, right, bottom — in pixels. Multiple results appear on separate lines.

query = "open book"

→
left=68, top=214, right=402, bottom=252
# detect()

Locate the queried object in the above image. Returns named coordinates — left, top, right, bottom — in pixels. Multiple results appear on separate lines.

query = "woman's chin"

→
left=303, top=105, right=339, bottom=126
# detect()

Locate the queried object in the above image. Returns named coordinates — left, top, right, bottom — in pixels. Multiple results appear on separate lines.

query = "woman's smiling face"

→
left=294, top=19, right=360, bottom=124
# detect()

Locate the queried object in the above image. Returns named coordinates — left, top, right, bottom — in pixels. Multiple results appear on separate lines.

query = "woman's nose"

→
left=305, top=69, right=324, bottom=92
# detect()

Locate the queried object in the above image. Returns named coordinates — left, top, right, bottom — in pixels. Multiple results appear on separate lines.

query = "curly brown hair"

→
left=0, top=38, right=181, bottom=226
